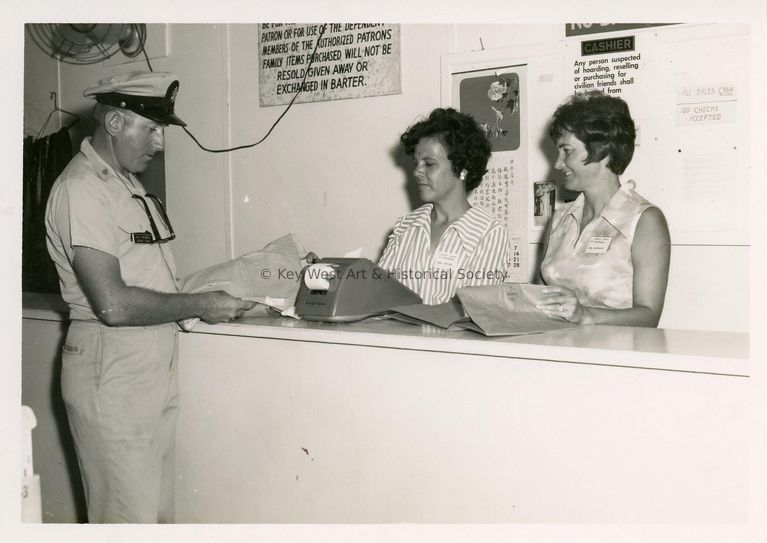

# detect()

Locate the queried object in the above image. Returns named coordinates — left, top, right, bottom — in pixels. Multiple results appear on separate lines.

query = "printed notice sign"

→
left=570, top=49, right=642, bottom=97
left=258, top=23, right=401, bottom=106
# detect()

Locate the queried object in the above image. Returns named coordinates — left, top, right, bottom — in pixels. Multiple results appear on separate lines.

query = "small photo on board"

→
left=533, top=181, right=556, bottom=227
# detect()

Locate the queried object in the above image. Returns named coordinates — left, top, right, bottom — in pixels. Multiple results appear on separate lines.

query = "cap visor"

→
left=164, top=113, right=187, bottom=127
left=139, top=111, right=187, bottom=127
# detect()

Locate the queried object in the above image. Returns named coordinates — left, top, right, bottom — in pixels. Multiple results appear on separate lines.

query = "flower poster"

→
left=460, top=72, right=520, bottom=153
left=450, top=65, right=529, bottom=283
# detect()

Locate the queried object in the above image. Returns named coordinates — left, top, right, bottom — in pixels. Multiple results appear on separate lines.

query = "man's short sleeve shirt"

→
left=45, top=137, right=179, bottom=320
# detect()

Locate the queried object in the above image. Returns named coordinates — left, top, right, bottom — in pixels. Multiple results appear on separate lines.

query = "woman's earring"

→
left=459, top=169, right=468, bottom=181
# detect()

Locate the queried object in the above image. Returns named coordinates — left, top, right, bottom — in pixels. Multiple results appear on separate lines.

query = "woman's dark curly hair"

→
left=400, top=108, right=492, bottom=192
left=549, top=91, right=636, bottom=175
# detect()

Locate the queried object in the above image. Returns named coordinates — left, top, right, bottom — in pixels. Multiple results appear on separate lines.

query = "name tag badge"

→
left=432, top=251, right=460, bottom=270
left=585, top=236, right=613, bottom=254
left=131, top=231, right=154, bottom=244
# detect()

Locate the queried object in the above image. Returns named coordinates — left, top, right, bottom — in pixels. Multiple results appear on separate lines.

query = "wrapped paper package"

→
left=389, top=283, right=579, bottom=336
left=455, top=283, right=579, bottom=336
left=180, top=234, right=305, bottom=328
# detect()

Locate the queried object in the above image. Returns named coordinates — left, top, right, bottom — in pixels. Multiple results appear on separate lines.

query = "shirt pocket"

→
left=117, top=199, right=152, bottom=242
left=115, top=200, right=164, bottom=285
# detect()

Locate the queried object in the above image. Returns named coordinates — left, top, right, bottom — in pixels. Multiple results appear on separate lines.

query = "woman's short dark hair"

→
left=400, top=107, right=492, bottom=192
left=548, top=91, right=636, bottom=175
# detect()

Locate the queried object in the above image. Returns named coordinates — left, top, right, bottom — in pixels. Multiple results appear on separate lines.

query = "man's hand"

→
left=198, top=291, right=257, bottom=324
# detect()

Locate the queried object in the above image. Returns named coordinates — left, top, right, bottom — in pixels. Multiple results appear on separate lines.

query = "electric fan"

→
left=26, top=23, right=147, bottom=65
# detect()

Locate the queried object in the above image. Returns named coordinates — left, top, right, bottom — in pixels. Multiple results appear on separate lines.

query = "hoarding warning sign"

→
left=258, top=23, right=401, bottom=107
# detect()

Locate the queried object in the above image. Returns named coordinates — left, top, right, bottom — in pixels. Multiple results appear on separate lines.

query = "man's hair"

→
left=400, top=107, right=492, bottom=191
left=548, top=91, right=636, bottom=175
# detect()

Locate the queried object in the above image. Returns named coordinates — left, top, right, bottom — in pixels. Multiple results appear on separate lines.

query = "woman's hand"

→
left=536, top=286, right=591, bottom=324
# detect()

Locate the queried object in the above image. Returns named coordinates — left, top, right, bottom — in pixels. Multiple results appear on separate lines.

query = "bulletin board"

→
left=443, top=23, right=752, bottom=250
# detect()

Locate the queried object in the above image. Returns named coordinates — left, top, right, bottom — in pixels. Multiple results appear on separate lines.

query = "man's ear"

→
left=103, top=110, right=124, bottom=136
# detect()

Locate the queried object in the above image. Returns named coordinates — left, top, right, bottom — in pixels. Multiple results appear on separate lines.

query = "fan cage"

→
left=26, top=23, right=147, bottom=65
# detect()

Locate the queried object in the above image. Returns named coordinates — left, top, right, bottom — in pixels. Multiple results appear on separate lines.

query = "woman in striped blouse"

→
left=378, top=108, right=511, bottom=305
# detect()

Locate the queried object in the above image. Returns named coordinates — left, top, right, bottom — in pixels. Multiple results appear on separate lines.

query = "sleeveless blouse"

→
left=540, top=181, right=654, bottom=309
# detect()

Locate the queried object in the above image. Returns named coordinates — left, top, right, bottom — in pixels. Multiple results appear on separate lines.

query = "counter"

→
left=21, top=293, right=751, bottom=523
left=193, top=315, right=749, bottom=375
left=22, top=292, right=749, bottom=374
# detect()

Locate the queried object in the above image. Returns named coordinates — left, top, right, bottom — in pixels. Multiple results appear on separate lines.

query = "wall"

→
left=224, top=23, right=752, bottom=332
left=23, top=33, right=59, bottom=140
left=227, top=24, right=450, bottom=262
left=23, top=23, right=755, bottom=332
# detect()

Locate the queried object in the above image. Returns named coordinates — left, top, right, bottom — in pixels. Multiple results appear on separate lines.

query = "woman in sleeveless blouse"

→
left=537, top=92, right=670, bottom=327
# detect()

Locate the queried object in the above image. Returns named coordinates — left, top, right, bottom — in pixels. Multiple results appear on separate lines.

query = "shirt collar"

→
left=392, top=204, right=433, bottom=236
left=599, top=181, right=640, bottom=238
left=392, top=204, right=496, bottom=254
left=564, top=193, right=586, bottom=223
left=563, top=181, right=638, bottom=238
left=79, top=137, right=117, bottom=182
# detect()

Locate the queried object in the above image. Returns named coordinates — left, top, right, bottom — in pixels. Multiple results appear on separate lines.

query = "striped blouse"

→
left=378, top=204, right=511, bottom=305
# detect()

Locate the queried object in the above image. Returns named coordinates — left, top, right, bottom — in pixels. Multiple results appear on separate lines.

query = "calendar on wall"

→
left=470, top=154, right=525, bottom=280
left=446, top=62, right=529, bottom=282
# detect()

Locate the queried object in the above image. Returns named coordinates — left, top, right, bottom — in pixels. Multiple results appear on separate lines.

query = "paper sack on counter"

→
left=388, top=283, right=579, bottom=336
left=455, top=283, right=579, bottom=336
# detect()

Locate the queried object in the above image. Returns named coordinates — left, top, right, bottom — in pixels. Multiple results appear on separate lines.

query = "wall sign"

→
left=581, top=35, right=635, bottom=56
left=566, top=23, right=673, bottom=37
left=675, top=83, right=737, bottom=125
left=569, top=39, right=642, bottom=97
left=258, top=23, right=401, bottom=106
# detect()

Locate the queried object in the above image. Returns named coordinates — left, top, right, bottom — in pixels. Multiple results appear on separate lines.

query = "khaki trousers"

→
left=61, top=320, right=179, bottom=523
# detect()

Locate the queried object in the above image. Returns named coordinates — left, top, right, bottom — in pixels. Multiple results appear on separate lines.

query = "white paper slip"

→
left=585, top=236, right=612, bottom=254
left=432, top=251, right=459, bottom=270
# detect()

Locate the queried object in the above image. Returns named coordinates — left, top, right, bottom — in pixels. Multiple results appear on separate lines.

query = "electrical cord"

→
left=140, top=29, right=154, bottom=72
left=129, top=23, right=154, bottom=72
left=183, top=23, right=328, bottom=153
